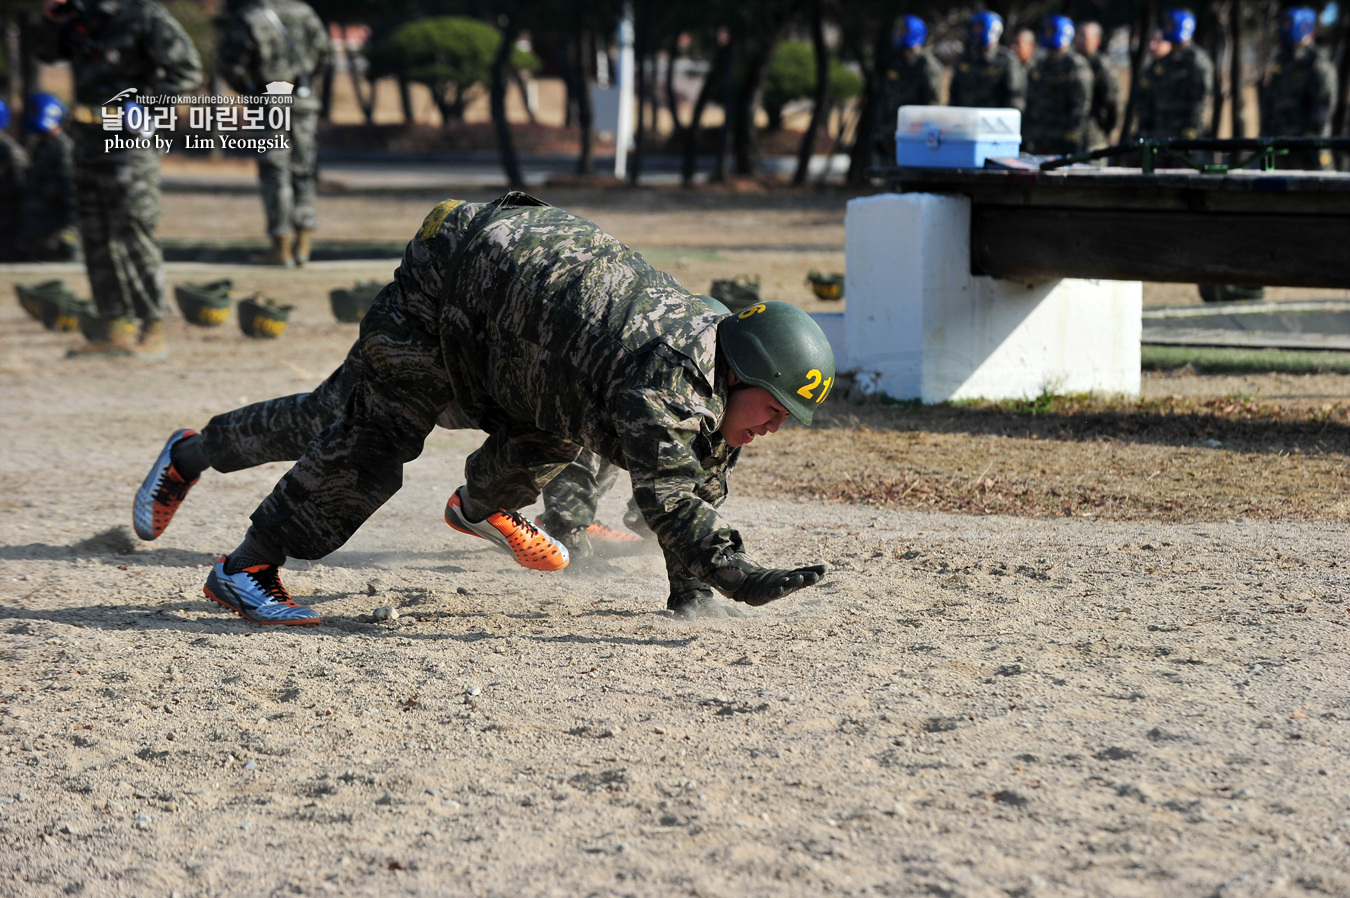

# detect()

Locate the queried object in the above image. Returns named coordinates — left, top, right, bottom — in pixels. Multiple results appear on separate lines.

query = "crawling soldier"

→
left=135, top=194, right=833, bottom=623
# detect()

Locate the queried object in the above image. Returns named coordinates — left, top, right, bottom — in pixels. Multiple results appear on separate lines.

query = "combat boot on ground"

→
left=66, top=316, right=140, bottom=359
left=293, top=228, right=313, bottom=267
left=136, top=319, right=169, bottom=360
left=258, top=234, right=295, bottom=268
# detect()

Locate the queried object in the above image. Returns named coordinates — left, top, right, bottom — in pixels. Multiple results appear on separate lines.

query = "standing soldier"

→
left=1075, top=21, right=1123, bottom=150
left=1022, top=16, right=1094, bottom=156
left=36, top=0, right=202, bottom=358
left=1259, top=6, right=1337, bottom=170
left=949, top=11, right=1026, bottom=112
left=0, top=100, right=29, bottom=263
left=217, top=0, right=333, bottom=268
left=21, top=93, right=80, bottom=262
left=1134, top=7, right=1213, bottom=140
left=873, top=15, right=943, bottom=166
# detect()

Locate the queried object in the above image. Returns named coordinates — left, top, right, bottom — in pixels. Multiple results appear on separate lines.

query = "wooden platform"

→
left=885, top=167, right=1350, bottom=289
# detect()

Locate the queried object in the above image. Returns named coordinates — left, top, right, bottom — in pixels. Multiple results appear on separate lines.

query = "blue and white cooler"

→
left=895, top=106, right=1022, bottom=169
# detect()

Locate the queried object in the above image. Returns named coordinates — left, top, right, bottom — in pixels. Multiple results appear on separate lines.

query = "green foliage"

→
left=827, top=60, right=862, bottom=102
left=762, top=40, right=816, bottom=115
left=366, top=16, right=537, bottom=123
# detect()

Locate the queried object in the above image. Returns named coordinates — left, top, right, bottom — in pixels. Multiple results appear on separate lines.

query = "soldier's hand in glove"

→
left=710, top=553, right=828, bottom=607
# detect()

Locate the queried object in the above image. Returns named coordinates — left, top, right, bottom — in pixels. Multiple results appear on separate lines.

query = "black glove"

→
left=711, top=553, right=828, bottom=606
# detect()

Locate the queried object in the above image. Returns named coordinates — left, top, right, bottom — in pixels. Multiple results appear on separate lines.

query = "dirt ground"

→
left=2, top=185, right=1349, bottom=897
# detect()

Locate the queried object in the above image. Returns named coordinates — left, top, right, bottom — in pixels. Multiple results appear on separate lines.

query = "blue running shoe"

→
left=204, top=558, right=320, bottom=626
left=134, top=429, right=199, bottom=540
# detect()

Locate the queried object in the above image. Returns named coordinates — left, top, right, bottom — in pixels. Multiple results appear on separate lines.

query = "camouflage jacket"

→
left=36, top=0, right=202, bottom=109
left=1135, top=44, right=1213, bottom=139
left=404, top=195, right=745, bottom=586
left=1259, top=44, right=1337, bottom=138
left=874, top=48, right=943, bottom=148
left=1083, top=49, right=1122, bottom=145
left=217, top=0, right=332, bottom=111
left=949, top=45, right=1026, bottom=111
left=1023, top=50, right=1094, bottom=152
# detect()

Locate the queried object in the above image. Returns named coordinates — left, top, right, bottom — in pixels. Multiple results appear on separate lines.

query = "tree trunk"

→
left=1229, top=0, right=1244, bottom=139
left=846, top=29, right=886, bottom=185
left=681, top=43, right=721, bottom=186
left=793, top=0, right=830, bottom=185
left=711, top=33, right=737, bottom=184
left=630, top=11, right=647, bottom=184
left=1120, top=1, right=1155, bottom=140
left=1203, top=4, right=1225, bottom=137
left=398, top=75, right=415, bottom=124
left=345, top=44, right=374, bottom=125
left=512, top=68, right=537, bottom=124
left=491, top=13, right=524, bottom=189
left=664, top=39, right=684, bottom=135
left=732, top=36, right=777, bottom=176
left=576, top=28, right=595, bottom=175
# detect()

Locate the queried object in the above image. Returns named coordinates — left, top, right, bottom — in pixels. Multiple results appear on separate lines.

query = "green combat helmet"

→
left=237, top=297, right=294, bottom=339
left=15, top=281, right=95, bottom=332
left=708, top=275, right=761, bottom=313
left=805, top=270, right=845, bottom=301
left=717, top=301, right=835, bottom=426
left=329, top=280, right=385, bottom=323
left=174, top=280, right=236, bottom=327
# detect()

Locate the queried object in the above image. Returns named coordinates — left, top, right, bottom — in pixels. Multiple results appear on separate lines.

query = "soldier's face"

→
left=721, top=385, right=789, bottom=447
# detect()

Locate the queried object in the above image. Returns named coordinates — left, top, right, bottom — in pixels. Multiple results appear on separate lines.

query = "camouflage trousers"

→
left=204, top=282, right=604, bottom=560
left=76, top=149, right=167, bottom=322
left=259, top=108, right=319, bottom=236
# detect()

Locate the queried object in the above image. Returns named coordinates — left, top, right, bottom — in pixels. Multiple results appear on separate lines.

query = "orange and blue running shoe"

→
left=204, top=558, right=320, bottom=626
left=134, top=429, right=199, bottom=541
left=445, top=488, right=569, bottom=572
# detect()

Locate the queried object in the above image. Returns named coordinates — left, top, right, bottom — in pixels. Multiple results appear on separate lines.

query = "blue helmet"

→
left=1040, top=15, right=1075, bottom=50
left=0, top=99, right=9, bottom=131
left=25, top=93, right=67, bottom=134
left=1161, top=8, right=1196, bottom=44
left=969, top=11, right=1004, bottom=48
left=895, top=15, right=927, bottom=49
left=1279, top=7, right=1316, bottom=45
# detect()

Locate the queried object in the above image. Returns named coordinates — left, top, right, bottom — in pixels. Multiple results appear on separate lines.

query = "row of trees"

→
left=2, top=0, right=1348, bottom=186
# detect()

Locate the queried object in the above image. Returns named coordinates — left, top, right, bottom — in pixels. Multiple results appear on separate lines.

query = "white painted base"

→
left=842, top=192, right=1142, bottom=404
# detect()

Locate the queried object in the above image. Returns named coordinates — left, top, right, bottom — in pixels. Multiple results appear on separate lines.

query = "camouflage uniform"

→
left=948, top=45, right=1026, bottom=111
left=1022, top=50, right=1094, bottom=155
left=0, top=131, right=28, bottom=262
left=217, top=0, right=332, bottom=238
left=237, top=194, right=745, bottom=598
left=1135, top=44, right=1213, bottom=139
left=1259, top=43, right=1338, bottom=171
left=197, top=314, right=630, bottom=548
left=36, top=0, right=202, bottom=324
left=873, top=47, right=944, bottom=165
left=1083, top=49, right=1123, bottom=150
left=21, top=131, right=80, bottom=261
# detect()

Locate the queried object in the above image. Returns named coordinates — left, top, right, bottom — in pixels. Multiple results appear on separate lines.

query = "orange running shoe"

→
left=133, top=429, right=200, bottom=540
left=445, top=489, right=569, bottom=572
left=586, top=521, right=643, bottom=546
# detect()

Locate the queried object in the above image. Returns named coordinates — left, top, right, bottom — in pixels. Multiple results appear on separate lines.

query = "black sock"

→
left=223, top=526, right=286, bottom=574
left=169, top=433, right=209, bottom=482
left=457, top=485, right=495, bottom=522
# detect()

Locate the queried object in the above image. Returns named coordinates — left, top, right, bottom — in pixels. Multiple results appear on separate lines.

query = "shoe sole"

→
left=203, top=584, right=321, bottom=626
left=133, top=429, right=195, bottom=541
left=445, top=498, right=569, bottom=571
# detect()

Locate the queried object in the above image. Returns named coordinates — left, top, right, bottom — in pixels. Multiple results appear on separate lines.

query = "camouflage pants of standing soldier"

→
left=259, top=107, right=319, bottom=237
left=77, top=148, right=167, bottom=322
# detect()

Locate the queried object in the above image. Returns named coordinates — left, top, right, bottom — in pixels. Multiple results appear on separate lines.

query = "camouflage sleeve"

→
left=1188, top=53, right=1214, bottom=135
left=307, top=9, right=333, bottom=75
left=1309, top=56, right=1337, bottom=135
left=146, top=4, right=204, bottom=95
left=1006, top=53, right=1027, bottom=111
left=610, top=356, right=743, bottom=586
left=922, top=55, right=943, bottom=105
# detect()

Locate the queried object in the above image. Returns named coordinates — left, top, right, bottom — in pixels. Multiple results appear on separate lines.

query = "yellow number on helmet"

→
left=797, top=368, right=823, bottom=399
left=737, top=303, right=767, bottom=319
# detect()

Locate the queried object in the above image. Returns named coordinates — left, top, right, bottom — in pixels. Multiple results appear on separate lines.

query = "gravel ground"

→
left=2, top=187, right=1348, bottom=897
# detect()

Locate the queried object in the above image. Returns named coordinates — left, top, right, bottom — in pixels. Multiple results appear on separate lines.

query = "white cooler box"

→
left=895, top=106, right=1021, bottom=168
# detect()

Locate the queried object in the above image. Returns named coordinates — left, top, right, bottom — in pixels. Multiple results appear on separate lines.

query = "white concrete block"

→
left=844, top=192, right=1141, bottom=403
